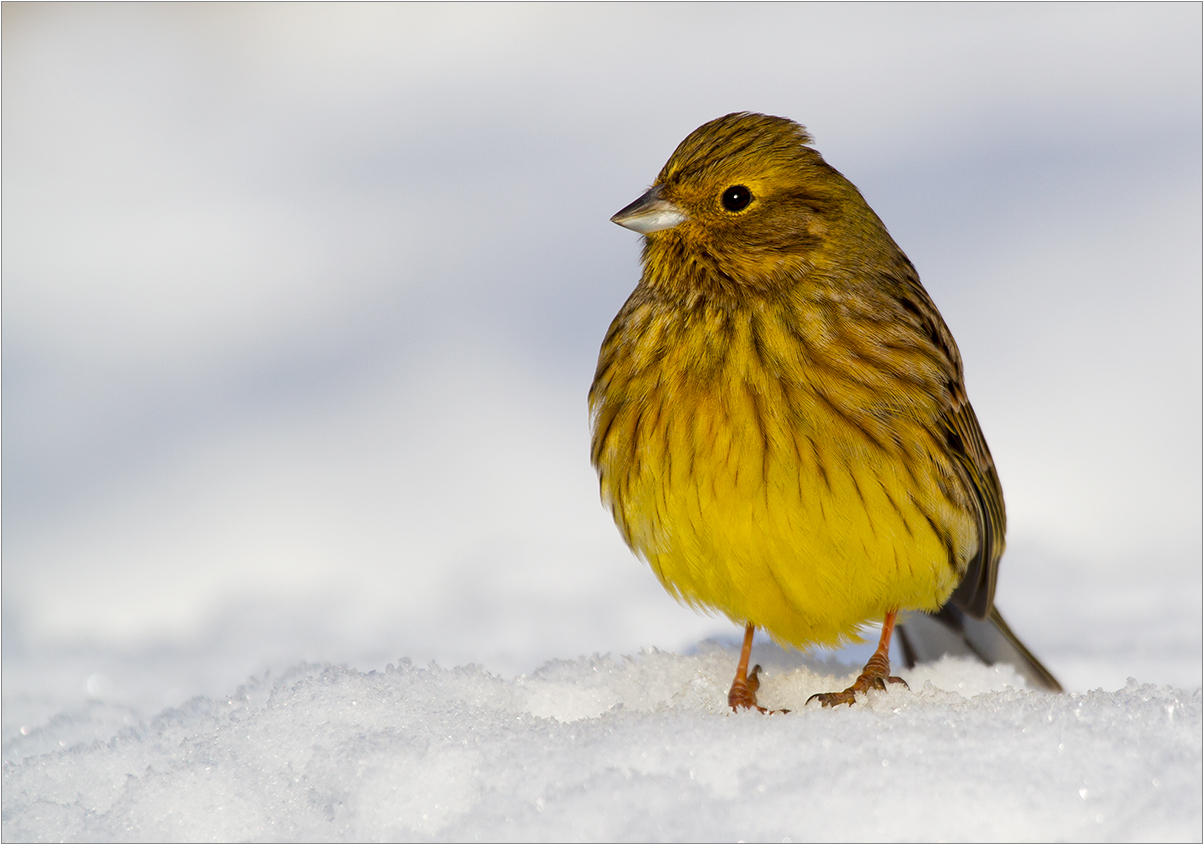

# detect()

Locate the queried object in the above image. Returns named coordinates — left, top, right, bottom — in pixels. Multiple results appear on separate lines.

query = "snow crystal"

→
left=4, top=647, right=1200, bottom=842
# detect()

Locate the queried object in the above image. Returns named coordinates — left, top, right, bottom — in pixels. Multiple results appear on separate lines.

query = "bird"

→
left=589, top=112, right=1061, bottom=712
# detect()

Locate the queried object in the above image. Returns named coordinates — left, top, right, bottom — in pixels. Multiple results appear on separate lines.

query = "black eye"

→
left=721, top=185, right=752, bottom=212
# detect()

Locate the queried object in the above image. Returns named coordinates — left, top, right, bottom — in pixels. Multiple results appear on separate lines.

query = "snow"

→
left=4, top=648, right=1199, bottom=842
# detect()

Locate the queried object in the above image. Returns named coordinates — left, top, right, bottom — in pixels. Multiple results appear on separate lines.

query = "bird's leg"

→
left=808, top=608, right=909, bottom=707
left=727, top=623, right=767, bottom=712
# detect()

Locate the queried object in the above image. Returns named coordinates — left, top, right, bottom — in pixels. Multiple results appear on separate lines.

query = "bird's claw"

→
left=728, top=663, right=766, bottom=712
left=807, top=670, right=908, bottom=707
left=728, top=664, right=790, bottom=714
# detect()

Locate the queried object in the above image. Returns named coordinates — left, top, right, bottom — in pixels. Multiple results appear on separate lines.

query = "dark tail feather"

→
left=896, top=604, right=1063, bottom=693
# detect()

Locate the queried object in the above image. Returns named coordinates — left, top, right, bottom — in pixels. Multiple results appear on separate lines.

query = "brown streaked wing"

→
left=942, top=392, right=1007, bottom=619
left=892, top=269, right=1006, bottom=620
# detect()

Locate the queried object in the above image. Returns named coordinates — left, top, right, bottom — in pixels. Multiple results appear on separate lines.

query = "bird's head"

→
left=613, top=112, right=898, bottom=298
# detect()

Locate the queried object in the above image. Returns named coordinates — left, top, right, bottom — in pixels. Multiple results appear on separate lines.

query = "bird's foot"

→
left=728, top=663, right=767, bottom=712
left=807, top=650, right=908, bottom=707
left=728, top=664, right=790, bottom=714
left=727, top=623, right=789, bottom=714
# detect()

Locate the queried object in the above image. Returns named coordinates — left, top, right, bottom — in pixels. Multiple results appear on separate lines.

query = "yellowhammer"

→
left=590, top=112, right=1061, bottom=711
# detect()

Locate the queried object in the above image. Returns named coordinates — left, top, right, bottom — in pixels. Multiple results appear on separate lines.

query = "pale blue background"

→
left=3, top=4, right=1200, bottom=728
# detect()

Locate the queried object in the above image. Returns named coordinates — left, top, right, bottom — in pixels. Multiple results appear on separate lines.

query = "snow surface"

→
left=4, top=645, right=1200, bottom=842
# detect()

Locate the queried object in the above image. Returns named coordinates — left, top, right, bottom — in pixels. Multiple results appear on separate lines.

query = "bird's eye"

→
left=721, top=185, right=753, bottom=212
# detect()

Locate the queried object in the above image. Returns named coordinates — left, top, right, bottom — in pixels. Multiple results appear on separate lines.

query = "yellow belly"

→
left=591, top=304, right=978, bottom=648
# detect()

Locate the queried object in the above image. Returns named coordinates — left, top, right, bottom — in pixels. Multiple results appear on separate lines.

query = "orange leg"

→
left=727, top=623, right=766, bottom=712
left=808, top=608, right=910, bottom=707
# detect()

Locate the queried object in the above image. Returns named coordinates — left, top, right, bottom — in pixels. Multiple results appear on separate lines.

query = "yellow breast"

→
left=590, top=294, right=978, bottom=648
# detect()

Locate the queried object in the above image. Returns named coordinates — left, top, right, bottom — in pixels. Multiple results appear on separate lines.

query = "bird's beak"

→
left=611, top=186, right=688, bottom=234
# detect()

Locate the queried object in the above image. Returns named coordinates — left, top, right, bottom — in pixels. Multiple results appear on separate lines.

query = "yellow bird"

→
left=590, top=113, right=1060, bottom=711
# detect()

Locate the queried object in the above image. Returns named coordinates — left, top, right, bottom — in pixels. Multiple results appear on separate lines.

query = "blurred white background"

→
left=3, top=4, right=1200, bottom=725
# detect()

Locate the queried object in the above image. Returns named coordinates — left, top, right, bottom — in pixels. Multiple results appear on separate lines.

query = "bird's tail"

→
left=895, top=604, right=1063, bottom=692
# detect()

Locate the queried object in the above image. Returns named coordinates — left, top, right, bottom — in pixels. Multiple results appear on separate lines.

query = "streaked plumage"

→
left=590, top=113, right=1059, bottom=708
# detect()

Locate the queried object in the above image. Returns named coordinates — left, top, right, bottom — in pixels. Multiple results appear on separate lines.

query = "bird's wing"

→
left=941, top=391, right=1007, bottom=619
left=894, top=267, right=1006, bottom=620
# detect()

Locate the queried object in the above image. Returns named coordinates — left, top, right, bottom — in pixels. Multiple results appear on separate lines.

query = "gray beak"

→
left=611, top=186, right=688, bottom=234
